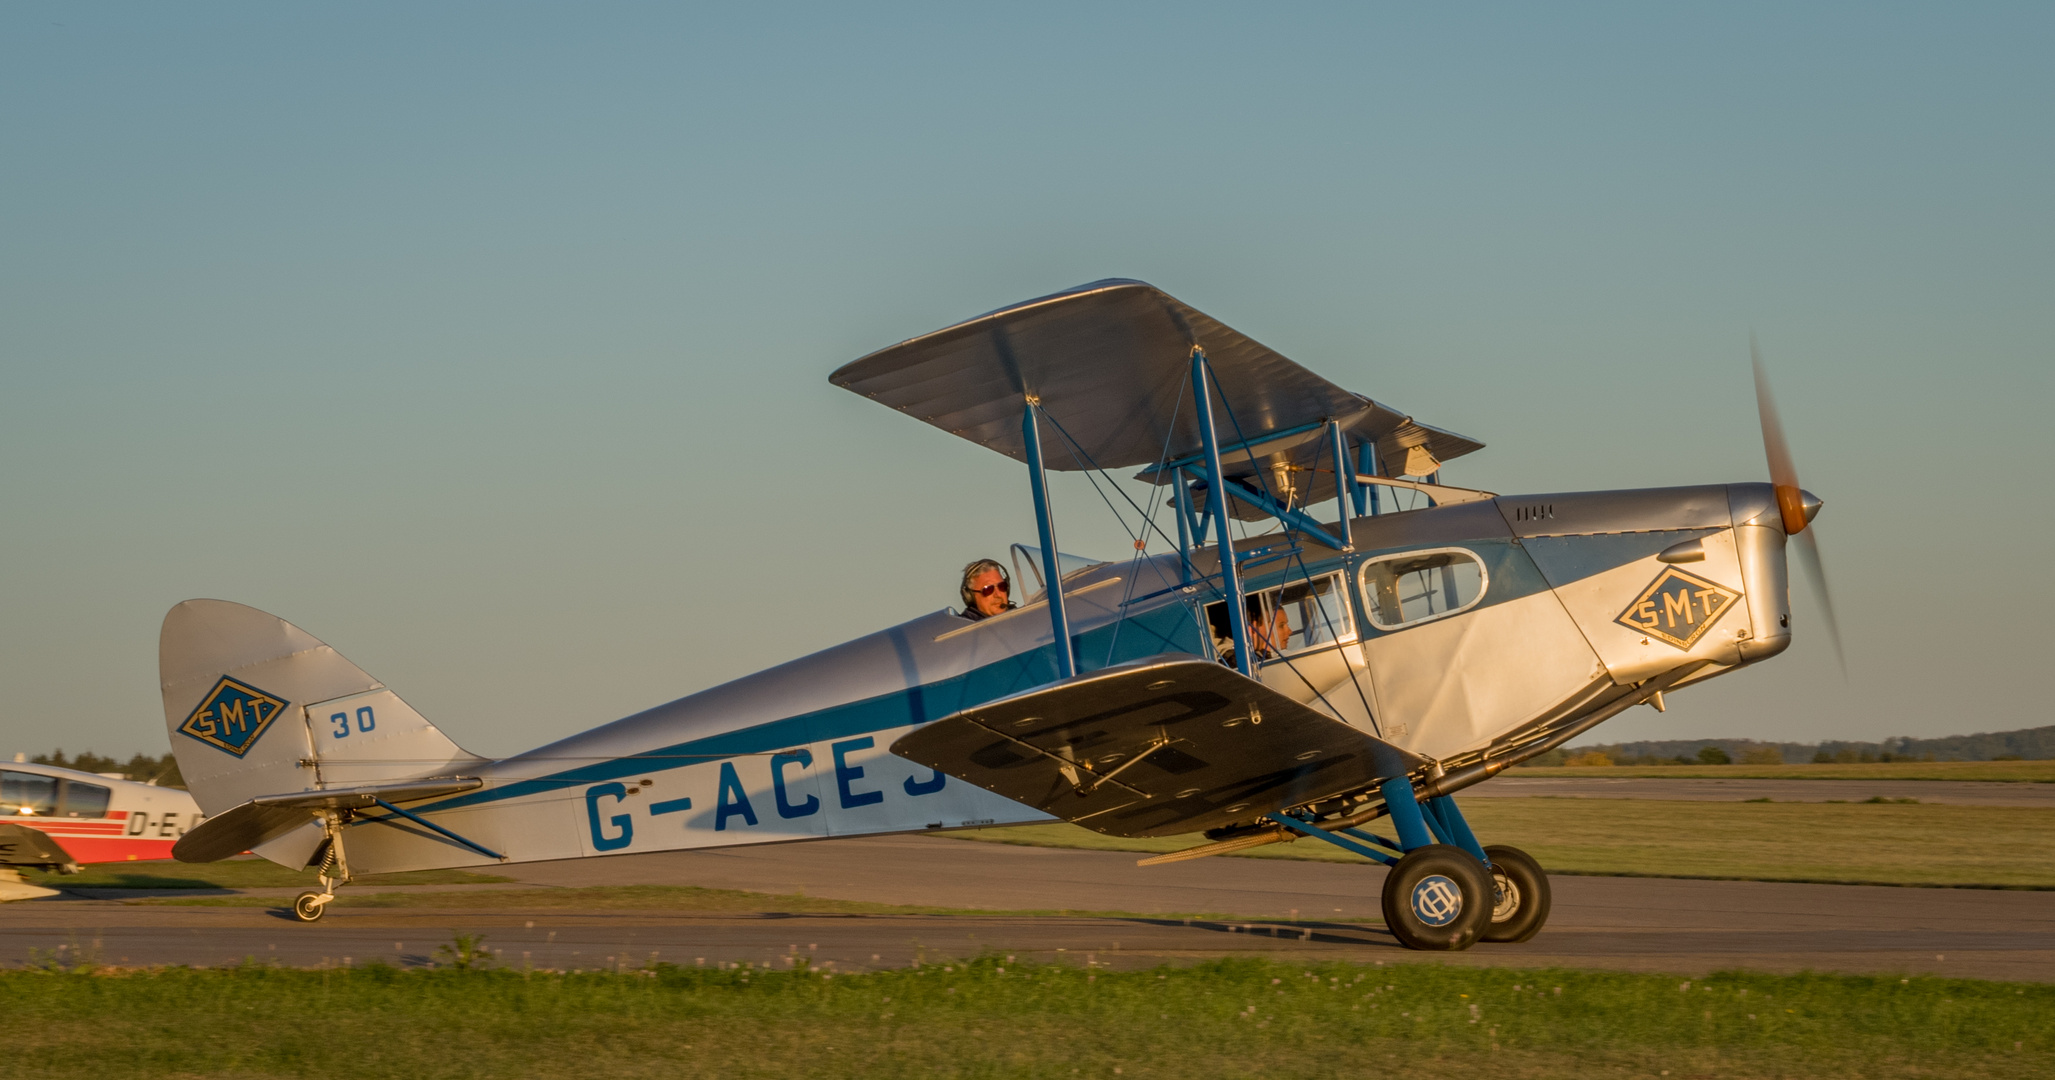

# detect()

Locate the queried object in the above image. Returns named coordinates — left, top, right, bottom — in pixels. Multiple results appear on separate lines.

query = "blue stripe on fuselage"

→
left=418, top=596, right=1207, bottom=814
left=419, top=535, right=1568, bottom=817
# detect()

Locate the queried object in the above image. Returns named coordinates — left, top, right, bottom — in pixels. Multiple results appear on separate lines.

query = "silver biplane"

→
left=162, top=280, right=1834, bottom=950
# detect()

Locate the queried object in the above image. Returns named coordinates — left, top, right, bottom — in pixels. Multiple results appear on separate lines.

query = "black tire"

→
left=292, top=890, right=327, bottom=923
left=1480, top=844, right=1551, bottom=943
left=1380, top=844, right=1492, bottom=951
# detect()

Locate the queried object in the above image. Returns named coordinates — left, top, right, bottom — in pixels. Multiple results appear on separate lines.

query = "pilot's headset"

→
left=960, top=559, right=1013, bottom=613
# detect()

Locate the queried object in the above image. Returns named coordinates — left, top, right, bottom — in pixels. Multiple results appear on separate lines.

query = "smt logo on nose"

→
left=179, top=676, right=291, bottom=757
left=1616, top=567, right=1740, bottom=650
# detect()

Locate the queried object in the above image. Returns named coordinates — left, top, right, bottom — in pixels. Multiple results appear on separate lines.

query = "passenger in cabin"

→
left=1207, top=595, right=1292, bottom=666
left=1253, top=600, right=1292, bottom=659
left=959, top=559, right=1016, bottom=620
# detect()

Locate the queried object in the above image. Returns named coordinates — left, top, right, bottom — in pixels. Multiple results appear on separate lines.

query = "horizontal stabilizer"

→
left=891, top=655, right=1424, bottom=838
left=172, top=777, right=482, bottom=863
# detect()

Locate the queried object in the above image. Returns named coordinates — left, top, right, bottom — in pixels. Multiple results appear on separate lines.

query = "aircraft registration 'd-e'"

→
left=161, top=280, right=1836, bottom=949
left=0, top=760, right=204, bottom=874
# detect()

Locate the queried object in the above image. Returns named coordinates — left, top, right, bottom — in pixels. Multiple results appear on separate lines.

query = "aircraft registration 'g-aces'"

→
left=161, top=281, right=1835, bottom=948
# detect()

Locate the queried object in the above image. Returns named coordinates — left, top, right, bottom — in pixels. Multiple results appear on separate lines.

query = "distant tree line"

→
left=20, top=749, right=185, bottom=788
left=1517, top=725, right=2055, bottom=767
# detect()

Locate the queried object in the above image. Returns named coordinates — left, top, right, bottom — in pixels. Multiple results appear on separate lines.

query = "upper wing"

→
left=830, top=279, right=1482, bottom=474
left=890, top=655, right=1425, bottom=838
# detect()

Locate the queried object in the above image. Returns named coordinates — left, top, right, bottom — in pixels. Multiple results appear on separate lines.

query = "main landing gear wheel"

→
left=1480, top=844, right=1551, bottom=944
left=1380, top=844, right=1493, bottom=951
left=292, top=890, right=330, bottom=923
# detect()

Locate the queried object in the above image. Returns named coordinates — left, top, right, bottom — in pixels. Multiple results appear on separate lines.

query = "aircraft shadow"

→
left=1119, top=916, right=1401, bottom=949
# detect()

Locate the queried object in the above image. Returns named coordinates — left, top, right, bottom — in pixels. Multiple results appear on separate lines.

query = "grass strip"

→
left=948, top=799, right=2055, bottom=888
left=127, top=882, right=1334, bottom=923
left=2, top=957, right=2047, bottom=1079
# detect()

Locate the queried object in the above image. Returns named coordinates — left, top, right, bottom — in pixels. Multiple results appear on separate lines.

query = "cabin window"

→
left=1204, top=572, right=1356, bottom=666
left=1, top=770, right=57, bottom=817
left=1360, top=548, right=1487, bottom=630
left=60, top=780, right=111, bottom=819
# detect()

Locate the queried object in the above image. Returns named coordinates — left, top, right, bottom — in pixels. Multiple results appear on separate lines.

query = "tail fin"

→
left=161, top=599, right=484, bottom=817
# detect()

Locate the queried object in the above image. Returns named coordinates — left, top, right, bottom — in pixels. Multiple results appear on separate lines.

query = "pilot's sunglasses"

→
left=976, top=581, right=1010, bottom=596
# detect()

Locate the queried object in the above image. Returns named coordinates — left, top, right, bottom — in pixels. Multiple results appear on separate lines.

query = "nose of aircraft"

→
left=1799, top=489, right=1823, bottom=526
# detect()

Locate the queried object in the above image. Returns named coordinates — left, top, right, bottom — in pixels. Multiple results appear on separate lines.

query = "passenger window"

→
left=60, top=780, right=111, bottom=819
left=1273, top=573, right=1355, bottom=650
left=1360, top=548, right=1486, bottom=630
left=1203, top=572, right=1356, bottom=666
left=1, top=770, right=58, bottom=817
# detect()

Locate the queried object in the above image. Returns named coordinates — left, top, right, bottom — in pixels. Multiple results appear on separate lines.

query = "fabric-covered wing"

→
left=831, top=279, right=1482, bottom=472
left=890, top=655, right=1425, bottom=838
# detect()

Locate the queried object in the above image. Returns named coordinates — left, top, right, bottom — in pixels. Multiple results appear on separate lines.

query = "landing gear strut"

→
left=292, top=811, right=352, bottom=923
left=1270, top=776, right=1555, bottom=951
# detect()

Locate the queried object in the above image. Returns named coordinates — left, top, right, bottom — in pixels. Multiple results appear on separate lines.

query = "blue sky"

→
left=3, top=3, right=2049, bottom=758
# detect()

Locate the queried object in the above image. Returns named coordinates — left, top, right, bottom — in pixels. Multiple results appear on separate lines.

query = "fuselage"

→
left=2, top=761, right=204, bottom=865
left=321, top=481, right=1794, bottom=875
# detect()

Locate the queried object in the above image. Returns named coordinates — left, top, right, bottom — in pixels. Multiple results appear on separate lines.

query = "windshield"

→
left=1008, top=544, right=1109, bottom=602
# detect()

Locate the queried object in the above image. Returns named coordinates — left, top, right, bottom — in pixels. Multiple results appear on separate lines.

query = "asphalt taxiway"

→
left=9, top=834, right=2052, bottom=981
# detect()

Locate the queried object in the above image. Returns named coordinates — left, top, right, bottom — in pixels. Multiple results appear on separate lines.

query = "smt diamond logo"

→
left=1615, top=567, right=1740, bottom=651
left=179, top=676, right=291, bottom=757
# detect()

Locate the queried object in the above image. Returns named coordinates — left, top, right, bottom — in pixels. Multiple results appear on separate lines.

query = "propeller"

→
left=1751, top=334, right=1845, bottom=676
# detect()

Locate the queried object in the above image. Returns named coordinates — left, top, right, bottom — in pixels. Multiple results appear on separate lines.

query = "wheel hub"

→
left=1410, top=874, right=1464, bottom=926
left=1491, top=869, right=1521, bottom=922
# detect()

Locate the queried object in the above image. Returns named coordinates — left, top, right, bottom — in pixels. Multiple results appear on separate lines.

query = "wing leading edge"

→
left=890, top=655, right=1426, bottom=839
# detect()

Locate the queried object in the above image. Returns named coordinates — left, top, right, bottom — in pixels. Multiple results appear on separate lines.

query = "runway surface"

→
left=1466, top=777, right=2055, bottom=805
left=11, top=835, right=2053, bottom=982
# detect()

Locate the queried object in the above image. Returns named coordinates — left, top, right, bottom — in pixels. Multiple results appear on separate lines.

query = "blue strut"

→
left=1021, top=400, right=1076, bottom=679
left=1191, top=350, right=1252, bottom=677
left=1423, top=796, right=1489, bottom=863
left=1265, top=781, right=1492, bottom=869
left=369, top=798, right=505, bottom=861
left=1380, top=776, right=1434, bottom=851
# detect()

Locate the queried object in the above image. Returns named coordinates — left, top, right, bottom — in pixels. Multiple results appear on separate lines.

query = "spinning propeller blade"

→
left=1751, top=335, right=1845, bottom=676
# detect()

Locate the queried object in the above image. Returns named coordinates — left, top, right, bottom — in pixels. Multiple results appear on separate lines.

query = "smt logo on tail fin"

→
left=178, top=676, right=290, bottom=757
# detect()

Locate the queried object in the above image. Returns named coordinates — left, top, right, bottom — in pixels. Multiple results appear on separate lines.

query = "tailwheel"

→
left=1481, top=844, right=1551, bottom=943
left=290, top=812, right=349, bottom=924
left=292, top=889, right=331, bottom=923
left=1380, top=844, right=1492, bottom=951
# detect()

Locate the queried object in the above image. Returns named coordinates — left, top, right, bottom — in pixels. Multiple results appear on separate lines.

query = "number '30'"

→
left=329, top=707, right=376, bottom=739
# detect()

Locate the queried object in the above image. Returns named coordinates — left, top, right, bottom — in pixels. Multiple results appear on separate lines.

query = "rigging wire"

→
left=1201, top=356, right=1384, bottom=737
left=1048, top=377, right=1195, bottom=668
left=1037, top=409, right=1185, bottom=555
left=1034, top=384, right=1217, bottom=669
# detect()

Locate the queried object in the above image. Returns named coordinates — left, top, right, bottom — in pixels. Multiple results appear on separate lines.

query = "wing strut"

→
left=1328, top=419, right=1355, bottom=550
left=1021, top=398, right=1077, bottom=679
left=1193, top=350, right=1254, bottom=676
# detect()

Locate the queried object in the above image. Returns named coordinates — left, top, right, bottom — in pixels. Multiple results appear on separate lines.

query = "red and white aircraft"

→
left=1, top=759, right=204, bottom=870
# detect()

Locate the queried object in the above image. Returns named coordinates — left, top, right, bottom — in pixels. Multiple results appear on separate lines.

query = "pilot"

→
left=959, top=559, right=1016, bottom=620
